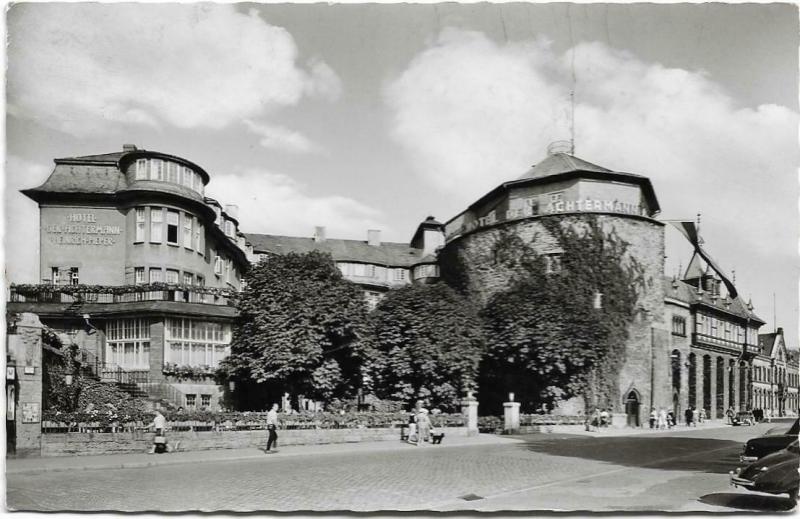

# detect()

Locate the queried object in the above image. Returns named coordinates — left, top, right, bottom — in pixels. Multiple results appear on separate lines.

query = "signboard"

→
left=21, top=402, right=40, bottom=423
left=45, top=212, right=121, bottom=246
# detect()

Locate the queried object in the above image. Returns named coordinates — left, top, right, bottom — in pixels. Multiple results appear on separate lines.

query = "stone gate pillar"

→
left=7, top=313, right=44, bottom=457
left=709, top=358, right=718, bottom=420
left=503, top=393, right=521, bottom=434
left=461, top=391, right=479, bottom=437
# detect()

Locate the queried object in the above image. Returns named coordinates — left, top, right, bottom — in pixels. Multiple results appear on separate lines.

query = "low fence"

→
left=40, top=426, right=469, bottom=457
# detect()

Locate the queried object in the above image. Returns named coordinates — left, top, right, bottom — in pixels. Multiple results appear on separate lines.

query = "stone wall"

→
left=440, top=213, right=666, bottom=416
left=40, top=426, right=468, bottom=457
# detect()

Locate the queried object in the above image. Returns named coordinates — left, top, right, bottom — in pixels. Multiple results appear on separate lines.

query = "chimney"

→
left=122, top=144, right=138, bottom=152
left=777, top=327, right=784, bottom=335
left=224, top=204, right=239, bottom=220
left=367, top=229, right=381, bottom=247
left=314, top=226, right=326, bottom=243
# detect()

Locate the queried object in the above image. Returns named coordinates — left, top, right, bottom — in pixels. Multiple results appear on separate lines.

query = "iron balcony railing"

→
left=692, top=332, right=759, bottom=354
left=8, top=284, right=235, bottom=307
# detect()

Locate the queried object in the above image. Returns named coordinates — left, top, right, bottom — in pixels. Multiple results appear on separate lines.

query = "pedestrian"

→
left=592, top=408, right=601, bottom=431
left=699, top=407, right=706, bottom=423
left=658, top=408, right=668, bottom=429
left=147, top=410, right=168, bottom=454
left=691, top=406, right=699, bottom=426
left=765, top=408, right=772, bottom=423
left=684, top=406, right=693, bottom=427
left=416, top=408, right=432, bottom=446
left=600, top=408, right=610, bottom=428
left=726, top=407, right=734, bottom=425
left=649, top=408, right=657, bottom=429
left=265, top=403, right=279, bottom=454
left=406, top=411, right=418, bottom=444
left=667, top=410, right=675, bottom=429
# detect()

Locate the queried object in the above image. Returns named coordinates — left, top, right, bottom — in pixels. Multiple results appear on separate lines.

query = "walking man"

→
left=265, top=403, right=279, bottom=454
left=649, top=408, right=657, bottom=429
left=684, top=406, right=693, bottom=427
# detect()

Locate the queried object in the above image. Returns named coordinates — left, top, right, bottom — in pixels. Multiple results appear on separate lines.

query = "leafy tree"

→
left=363, top=283, right=485, bottom=411
left=220, top=251, right=369, bottom=410
left=479, top=216, right=644, bottom=413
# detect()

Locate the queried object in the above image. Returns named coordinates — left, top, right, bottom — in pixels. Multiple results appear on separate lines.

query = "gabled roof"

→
left=683, top=251, right=705, bottom=280
left=517, top=152, right=614, bottom=180
left=246, top=234, right=425, bottom=268
left=662, top=276, right=765, bottom=324
left=758, top=333, right=779, bottom=357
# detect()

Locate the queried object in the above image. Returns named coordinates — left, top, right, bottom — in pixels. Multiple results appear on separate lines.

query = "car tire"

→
left=788, top=487, right=798, bottom=506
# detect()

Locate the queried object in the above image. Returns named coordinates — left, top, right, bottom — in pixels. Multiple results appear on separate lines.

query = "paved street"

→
left=6, top=422, right=797, bottom=512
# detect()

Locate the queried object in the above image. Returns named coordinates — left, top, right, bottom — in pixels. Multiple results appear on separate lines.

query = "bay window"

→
left=135, top=159, right=148, bottom=180
left=150, top=159, right=164, bottom=181
left=134, top=267, right=145, bottom=284
left=149, top=268, right=163, bottom=283
left=165, top=318, right=231, bottom=368
left=106, top=318, right=150, bottom=369
left=166, top=269, right=179, bottom=284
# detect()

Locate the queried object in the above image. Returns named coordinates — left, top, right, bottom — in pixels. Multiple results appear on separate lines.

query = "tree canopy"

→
left=220, top=251, right=369, bottom=409
left=362, top=283, right=485, bottom=411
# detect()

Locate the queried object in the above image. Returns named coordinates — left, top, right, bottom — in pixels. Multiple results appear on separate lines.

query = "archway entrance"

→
left=624, top=390, right=641, bottom=427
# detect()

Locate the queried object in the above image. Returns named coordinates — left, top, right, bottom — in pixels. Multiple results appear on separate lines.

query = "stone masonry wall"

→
left=440, top=214, right=666, bottom=416
left=40, top=426, right=468, bottom=457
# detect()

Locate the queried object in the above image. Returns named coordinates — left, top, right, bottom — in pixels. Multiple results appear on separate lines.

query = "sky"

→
left=4, top=3, right=799, bottom=348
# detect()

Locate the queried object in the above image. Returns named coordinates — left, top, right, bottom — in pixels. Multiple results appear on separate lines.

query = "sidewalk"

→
left=6, top=433, right=523, bottom=476
left=543, top=419, right=735, bottom=437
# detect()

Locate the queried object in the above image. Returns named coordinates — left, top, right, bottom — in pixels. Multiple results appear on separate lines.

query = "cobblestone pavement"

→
left=6, top=422, right=796, bottom=512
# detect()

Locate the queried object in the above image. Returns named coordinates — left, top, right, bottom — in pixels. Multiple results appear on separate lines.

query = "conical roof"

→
left=517, top=152, right=615, bottom=181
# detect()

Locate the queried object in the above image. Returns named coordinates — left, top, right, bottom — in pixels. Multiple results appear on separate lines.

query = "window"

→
left=545, top=254, right=562, bottom=274
left=195, top=222, right=203, bottom=253
left=150, top=207, right=163, bottom=243
left=224, top=220, right=234, bottom=237
left=135, top=207, right=146, bottom=242
left=393, top=269, right=407, bottom=282
left=165, top=269, right=179, bottom=284
left=183, top=167, right=194, bottom=188
left=201, top=394, right=211, bottom=408
left=186, top=394, right=196, bottom=408
left=106, top=318, right=150, bottom=369
left=135, top=159, right=148, bottom=180
left=134, top=267, right=145, bottom=285
left=51, top=267, right=60, bottom=285
left=166, top=162, right=178, bottom=183
left=183, top=272, right=193, bottom=285
left=196, top=275, right=204, bottom=287
left=183, top=214, right=193, bottom=249
left=165, top=318, right=232, bottom=368
left=214, top=255, right=223, bottom=276
left=149, top=268, right=163, bottom=283
left=150, top=159, right=164, bottom=181
left=224, top=258, right=231, bottom=283
left=213, top=206, right=221, bottom=224
left=672, top=316, right=686, bottom=337
left=70, top=267, right=79, bottom=285
left=166, top=210, right=179, bottom=245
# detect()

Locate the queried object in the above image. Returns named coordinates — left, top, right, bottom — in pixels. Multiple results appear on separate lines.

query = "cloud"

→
left=384, top=29, right=798, bottom=258
left=243, top=120, right=321, bottom=154
left=4, top=156, right=53, bottom=283
left=207, top=169, right=387, bottom=241
left=7, top=4, right=341, bottom=137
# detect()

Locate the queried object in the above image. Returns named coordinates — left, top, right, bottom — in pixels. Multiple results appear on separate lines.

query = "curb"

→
left=7, top=436, right=523, bottom=476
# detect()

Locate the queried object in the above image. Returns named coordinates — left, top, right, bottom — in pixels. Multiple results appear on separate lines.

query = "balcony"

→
left=692, top=332, right=759, bottom=354
left=8, top=283, right=236, bottom=307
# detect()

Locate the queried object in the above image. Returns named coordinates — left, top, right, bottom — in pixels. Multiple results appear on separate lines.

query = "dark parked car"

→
left=730, top=439, right=800, bottom=504
left=741, top=419, right=800, bottom=463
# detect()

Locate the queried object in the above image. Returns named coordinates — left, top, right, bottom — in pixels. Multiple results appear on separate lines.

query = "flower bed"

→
left=42, top=410, right=466, bottom=433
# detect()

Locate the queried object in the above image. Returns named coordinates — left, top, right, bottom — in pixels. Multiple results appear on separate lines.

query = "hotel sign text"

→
left=463, top=198, right=647, bottom=233
left=45, top=213, right=121, bottom=246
